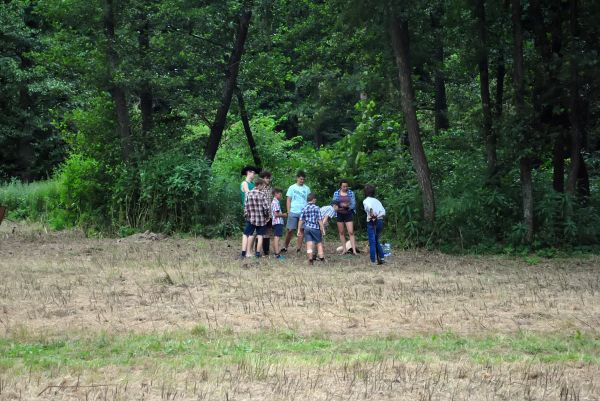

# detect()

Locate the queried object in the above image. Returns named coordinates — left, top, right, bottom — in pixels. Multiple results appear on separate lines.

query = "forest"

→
left=2, top=0, right=600, bottom=252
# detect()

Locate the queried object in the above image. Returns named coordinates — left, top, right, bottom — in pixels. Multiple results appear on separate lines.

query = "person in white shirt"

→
left=363, top=184, right=386, bottom=264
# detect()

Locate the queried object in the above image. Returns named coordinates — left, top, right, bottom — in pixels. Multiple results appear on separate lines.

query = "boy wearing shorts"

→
left=271, top=188, right=287, bottom=260
left=298, top=193, right=325, bottom=265
left=243, top=178, right=270, bottom=258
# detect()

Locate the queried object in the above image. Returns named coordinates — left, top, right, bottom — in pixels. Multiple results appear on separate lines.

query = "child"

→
left=243, top=178, right=270, bottom=258
left=259, top=170, right=273, bottom=256
left=363, top=184, right=386, bottom=265
left=298, top=193, right=325, bottom=265
left=271, top=188, right=287, bottom=260
left=239, top=165, right=257, bottom=259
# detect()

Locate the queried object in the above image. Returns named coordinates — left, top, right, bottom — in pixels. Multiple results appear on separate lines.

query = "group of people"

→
left=239, top=166, right=386, bottom=265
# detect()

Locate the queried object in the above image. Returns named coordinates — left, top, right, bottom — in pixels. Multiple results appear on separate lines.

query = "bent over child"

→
left=298, top=193, right=325, bottom=265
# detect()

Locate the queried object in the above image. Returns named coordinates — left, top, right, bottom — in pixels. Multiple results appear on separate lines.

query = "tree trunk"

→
left=104, top=0, right=133, bottom=162
left=205, top=10, right=252, bottom=163
left=431, top=7, right=449, bottom=134
left=390, top=16, right=435, bottom=223
left=235, top=87, right=261, bottom=168
left=494, top=50, right=505, bottom=119
left=566, top=0, right=584, bottom=196
left=512, top=0, right=533, bottom=243
left=474, top=0, right=495, bottom=178
left=553, top=135, right=565, bottom=192
left=138, top=14, right=153, bottom=143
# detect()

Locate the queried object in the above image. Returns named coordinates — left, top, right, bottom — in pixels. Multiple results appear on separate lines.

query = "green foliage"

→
left=0, top=179, right=60, bottom=222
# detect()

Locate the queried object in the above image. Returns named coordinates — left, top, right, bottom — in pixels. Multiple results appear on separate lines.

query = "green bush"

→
left=0, top=179, right=61, bottom=222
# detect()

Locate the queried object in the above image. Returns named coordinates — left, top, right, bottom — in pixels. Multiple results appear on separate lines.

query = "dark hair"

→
left=364, top=184, right=376, bottom=197
left=272, top=187, right=282, bottom=195
left=259, top=170, right=272, bottom=179
left=339, top=179, right=349, bottom=187
left=240, top=165, right=257, bottom=176
left=296, top=170, right=306, bottom=178
left=254, top=178, right=266, bottom=187
left=307, top=192, right=316, bottom=202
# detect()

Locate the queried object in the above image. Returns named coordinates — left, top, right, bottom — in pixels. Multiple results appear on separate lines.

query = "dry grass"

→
left=1, top=221, right=599, bottom=400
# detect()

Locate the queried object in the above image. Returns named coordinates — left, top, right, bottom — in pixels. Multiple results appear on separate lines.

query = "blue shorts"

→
left=286, top=212, right=301, bottom=229
left=243, top=222, right=267, bottom=236
left=304, top=228, right=322, bottom=243
left=272, top=224, right=284, bottom=237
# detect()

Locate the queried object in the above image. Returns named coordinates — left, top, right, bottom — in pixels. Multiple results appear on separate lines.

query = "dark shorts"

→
left=243, top=222, right=267, bottom=236
left=304, top=227, right=322, bottom=243
left=272, top=224, right=284, bottom=237
left=336, top=211, right=354, bottom=223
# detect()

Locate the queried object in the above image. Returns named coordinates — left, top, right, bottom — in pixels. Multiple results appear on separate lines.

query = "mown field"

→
left=0, top=222, right=599, bottom=400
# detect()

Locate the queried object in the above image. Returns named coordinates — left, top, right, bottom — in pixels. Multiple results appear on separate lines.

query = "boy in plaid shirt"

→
left=243, top=178, right=270, bottom=258
left=271, top=188, right=287, bottom=260
left=298, top=193, right=326, bottom=265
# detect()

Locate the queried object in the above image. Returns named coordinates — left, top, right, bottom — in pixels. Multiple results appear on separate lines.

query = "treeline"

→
left=1, top=0, right=599, bottom=251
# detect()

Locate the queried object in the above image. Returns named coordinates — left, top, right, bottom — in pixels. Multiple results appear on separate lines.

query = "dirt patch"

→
left=1, top=224, right=599, bottom=340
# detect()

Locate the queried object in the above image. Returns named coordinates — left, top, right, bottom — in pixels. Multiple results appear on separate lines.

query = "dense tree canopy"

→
left=1, top=0, right=600, bottom=250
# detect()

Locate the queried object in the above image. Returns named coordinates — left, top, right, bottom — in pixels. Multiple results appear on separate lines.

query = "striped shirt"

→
left=271, top=198, right=284, bottom=225
left=320, top=205, right=336, bottom=220
left=300, top=203, right=322, bottom=230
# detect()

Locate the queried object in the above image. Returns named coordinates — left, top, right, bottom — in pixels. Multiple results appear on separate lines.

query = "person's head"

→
left=259, top=170, right=272, bottom=184
left=364, top=184, right=376, bottom=198
left=296, top=170, right=306, bottom=185
left=254, top=178, right=266, bottom=189
left=272, top=187, right=283, bottom=200
left=241, top=165, right=257, bottom=180
left=339, top=179, right=350, bottom=192
left=331, top=200, right=340, bottom=211
left=307, top=192, right=316, bottom=203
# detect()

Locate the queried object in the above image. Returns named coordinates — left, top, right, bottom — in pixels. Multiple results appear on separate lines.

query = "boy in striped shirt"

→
left=271, top=188, right=287, bottom=260
left=298, top=193, right=326, bottom=265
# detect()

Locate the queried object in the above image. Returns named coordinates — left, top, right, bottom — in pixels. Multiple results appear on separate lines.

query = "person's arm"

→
left=319, top=219, right=325, bottom=236
left=241, top=181, right=250, bottom=193
left=286, top=196, right=292, bottom=214
left=297, top=219, right=303, bottom=236
left=350, top=191, right=356, bottom=211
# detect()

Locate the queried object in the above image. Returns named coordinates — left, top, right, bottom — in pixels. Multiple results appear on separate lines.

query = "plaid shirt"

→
left=244, top=189, right=270, bottom=226
left=271, top=198, right=283, bottom=225
left=332, top=189, right=356, bottom=212
left=300, top=203, right=322, bottom=230
left=320, top=205, right=336, bottom=220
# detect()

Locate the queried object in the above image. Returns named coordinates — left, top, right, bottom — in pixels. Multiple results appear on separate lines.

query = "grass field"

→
left=0, top=221, right=599, bottom=400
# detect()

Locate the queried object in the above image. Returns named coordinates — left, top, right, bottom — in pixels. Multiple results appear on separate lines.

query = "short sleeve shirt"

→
left=286, top=184, right=310, bottom=214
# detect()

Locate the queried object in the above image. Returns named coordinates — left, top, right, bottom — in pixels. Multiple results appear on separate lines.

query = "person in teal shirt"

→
left=283, top=170, right=310, bottom=253
left=239, top=165, right=257, bottom=258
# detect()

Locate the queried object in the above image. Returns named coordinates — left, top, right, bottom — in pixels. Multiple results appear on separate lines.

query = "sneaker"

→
left=280, top=248, right=287, bottom=253
left=311, top=254, right=317, bottom=261
left=377, top=259, right=385, bottom=265
left=317, top=257, right=325, bottom=262
left=275, top=254, right=286, bottom=261
left=308, top=259, right=314, bottom=266
left=296, top=248, right=301, bottom=255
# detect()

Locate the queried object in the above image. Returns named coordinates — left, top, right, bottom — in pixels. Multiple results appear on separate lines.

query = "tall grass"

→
left=0, top=179, right=61, bottom=223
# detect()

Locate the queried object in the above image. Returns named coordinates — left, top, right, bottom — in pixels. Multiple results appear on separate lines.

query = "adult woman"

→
left=331, top=179, right=358, bottom=255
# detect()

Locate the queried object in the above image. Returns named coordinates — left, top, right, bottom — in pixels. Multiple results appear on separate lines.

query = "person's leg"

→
left=246, top=232, right=255, bottom=256
left=284, top=213, right=298, bottom=250
left=241, top=222, right=254, bottom=257
left=317, top=242, right=324, bottom=259
left=306, top=240, right=314, bottom=263
left=346, top=220, right=358, bottom=255
left=241, top=234, right=248, bottom=256
left=367, top=221, right=377, bottom=263
left=337, top=221, right=346, bottom=254
left=296, top=229, right=304, bottom=252
left=376, top=220, right=385, bottom=262
left=255, top=235, right=264, bottom=257
left=273, top=235, right=280, bottom=255
left=284, top=230, right=293, bottom=250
